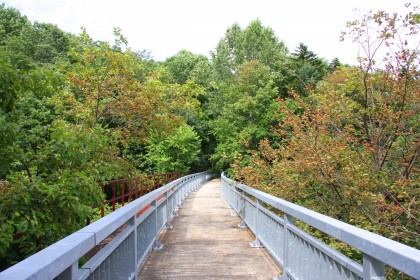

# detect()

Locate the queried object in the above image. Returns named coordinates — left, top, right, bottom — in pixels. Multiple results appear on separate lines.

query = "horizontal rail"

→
left=221, top=173, right=420, bottom=280
left=0, top=172, right=216, bottom=280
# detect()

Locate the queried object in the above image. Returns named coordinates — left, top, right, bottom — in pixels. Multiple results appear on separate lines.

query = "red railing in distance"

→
left=99, top=172, right=181, bottom=218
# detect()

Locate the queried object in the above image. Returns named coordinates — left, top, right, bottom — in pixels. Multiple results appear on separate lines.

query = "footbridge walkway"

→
left=1, top=172, right=419, bottom=280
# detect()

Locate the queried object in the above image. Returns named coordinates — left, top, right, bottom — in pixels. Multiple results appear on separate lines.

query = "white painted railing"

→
left=221, top=173, right=420, bottom=280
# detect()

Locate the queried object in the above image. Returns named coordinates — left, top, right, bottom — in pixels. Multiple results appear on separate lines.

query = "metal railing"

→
left=0, top=172, right=216, bottom=280
left=221, top=173, right=420, bottom=280
left=99, top=172, right=181, bottom=216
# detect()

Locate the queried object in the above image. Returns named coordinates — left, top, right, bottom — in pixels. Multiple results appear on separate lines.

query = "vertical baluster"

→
left=128, top=179, right=132, bottom=202
left=56, top=262, right=78, bottom=280
left=165, top=191, right=173, bottom=229
left=250, top=199, right=263, bottom=248
left=140, top=177, right=144, bottom=196
left=238, top=190, right=246, bottom=229
left=112, top=183, right=116, bottom=211
left=121, top=180, right=125, bottom=206
left=363, top=254, right=385, bottom=280
left=282, top=214, right=294, bottom=279
left=101, top=184, right=105, bottom=217
left=131, top=214, right=138, bottom=273
left=153, top=198, right=163, bottom=250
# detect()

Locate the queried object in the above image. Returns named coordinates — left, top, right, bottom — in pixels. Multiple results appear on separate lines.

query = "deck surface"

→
left=138, top=179, right=281, bottom=280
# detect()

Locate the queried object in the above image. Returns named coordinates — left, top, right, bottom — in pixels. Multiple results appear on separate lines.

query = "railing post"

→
left=152, top=199, right=163, bottom=250
left=130, top=216, right=138, bottom=272
left=100, top=184, right=105, bottom=217
left=56, top=262, right=78, bottom=280
left=238, top=190, right=246, bottom=229
left=363, top=254, right=385, bottom=280
left=226, top=182, right=233, bottom=209
left=250, top=199, right=263, bottom=248
left=281, top=214, right=294, bottom=280
left=135, top=178, right=139, bottom=199
left=172, top=184, right=179, bottom=216
left=177, top=181, right=183, bottom=208
left=230, top=185, right=240, bottom=217
left=121, top=180, right=125, bottom=206
left=165, top=191, right=173, bottom=229
left=111, top=183, right=116, bottom=211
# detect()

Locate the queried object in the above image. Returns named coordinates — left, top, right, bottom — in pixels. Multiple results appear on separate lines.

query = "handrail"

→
left=221, top=173, right=420, bottom=279
left=0, top=172, right=216, bottom=280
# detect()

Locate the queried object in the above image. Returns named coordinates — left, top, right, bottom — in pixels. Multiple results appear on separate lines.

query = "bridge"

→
left=0, top=172, right=419, bottom=280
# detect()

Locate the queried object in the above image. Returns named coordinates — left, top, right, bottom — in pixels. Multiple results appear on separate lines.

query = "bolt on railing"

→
left=221, top=173, right=420, bottom=280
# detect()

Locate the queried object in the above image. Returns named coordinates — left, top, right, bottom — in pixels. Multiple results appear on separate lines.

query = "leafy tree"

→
left=3, top=22, right=70, bottom=70
left=206, top=20, right=296, bottom=170
left=0, top=52, right=20, bottom=112
left=0, top=4, right=29, bottom=45
left=147, top=124, right=201, bottom=173
left=0, top=121, right=124, bottom=267
left=162, top=50, right=211, bottom=86
left=211, top=19, right=291, bottom=92
left=64, top=30, right=179, bottom=141
left=209, top=61, right=278, bottom=169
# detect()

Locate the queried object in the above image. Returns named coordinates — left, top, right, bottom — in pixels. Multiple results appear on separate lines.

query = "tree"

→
left=0, top=121, right=124, bottom=267
left=328, top=57, right=342, bottom=73
left=64, top=29, right=179, bottom=141
left=209, top=61, right=278, bottom=169
left=147, top=124, right=201, bottom=173
left=0, top=4, right=29, bottom=45
left=3, top=22, right=70, bottom=70
left=289, top=43, right=329, bottom=96
left=211, top=19, right=290, bottom=93
left=0, top=52, right=20, bottom=112
left=162, top=50, right=211, bottom=86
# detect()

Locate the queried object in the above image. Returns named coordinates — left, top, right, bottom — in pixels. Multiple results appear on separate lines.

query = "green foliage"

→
left=0, top=52, right=20, bottom=112
left=212, top=20, right=288, bottom=73
left=0, top=4, right=29, bottom=45
left=147, top=124, right=201, bottom=173
left=208, top=61, right=278, bottom=170
left=211, top=19, right=291, bottom=92
left=162, top=50, right=211, bottom=86
left=289, top=43, right=329, bottom=96
left=3, top=22, right=70, bottom=70
left=0, top=120, right=128, bottom=268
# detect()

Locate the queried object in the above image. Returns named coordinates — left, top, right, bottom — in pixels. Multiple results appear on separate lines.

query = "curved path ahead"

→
left=138, top=179, right=280, bottom=280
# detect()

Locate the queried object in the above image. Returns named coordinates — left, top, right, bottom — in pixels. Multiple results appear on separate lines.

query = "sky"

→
left=3, top=0, right=410, bottom=65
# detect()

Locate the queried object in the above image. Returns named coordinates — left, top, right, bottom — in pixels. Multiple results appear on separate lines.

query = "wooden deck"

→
left=138, top=179, right=281, bottom=280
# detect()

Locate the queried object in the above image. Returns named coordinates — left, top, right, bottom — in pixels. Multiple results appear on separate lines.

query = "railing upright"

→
left=250, top=199, right=262, bottom=248
left=282, top=214, right=294, bottom=280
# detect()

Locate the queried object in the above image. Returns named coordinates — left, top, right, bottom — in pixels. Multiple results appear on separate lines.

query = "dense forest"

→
left=0, top=3, right=418, bottom=269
